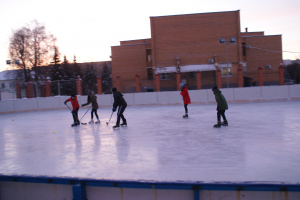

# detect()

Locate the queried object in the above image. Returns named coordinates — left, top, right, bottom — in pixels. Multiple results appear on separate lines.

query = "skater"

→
left=179, top=83, right=191, bottom=118
left=82, top=91, right=100, bottom=124
left=64, top=94, right=80, bottom=126
left=212, top=87, right=228, bottom=128
left=112, top=87, right=127, bottom=129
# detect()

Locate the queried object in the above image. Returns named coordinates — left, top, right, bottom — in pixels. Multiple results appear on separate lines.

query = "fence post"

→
left=176, top=72, right=181, bottom=91
left=26, top=82, right=33, bottom=98
left=155, top=73, right=160, bottom=92
left=135, top=74, right=140, bottom=93
left=76, top=77, right=83, bottom=95
left=279, top=64, right=284, bottom=85
left=16, top=82, right=21, bottom=99
left=196, top=71, right=201, bottom=90
left=45, top=79, right=51, bottom=97
left=258, top=66, right=264, bottom=86
left=216, top=69, right=222, bottom=89
left=237, top=67, right=243, bottom=87
left=97, top=77, right=102, bottom=94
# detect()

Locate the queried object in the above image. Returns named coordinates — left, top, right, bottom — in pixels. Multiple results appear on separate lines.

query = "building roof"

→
left=150, top=10, right=240, bottom=18
left=0, top=70, right=18, bottom=81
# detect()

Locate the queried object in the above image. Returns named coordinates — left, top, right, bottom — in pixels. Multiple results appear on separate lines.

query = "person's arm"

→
left=64, top=97, right=71, bottom=104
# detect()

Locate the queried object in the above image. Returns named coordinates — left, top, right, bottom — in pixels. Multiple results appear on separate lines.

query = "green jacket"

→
left=214, top=89, right=228, bottom=110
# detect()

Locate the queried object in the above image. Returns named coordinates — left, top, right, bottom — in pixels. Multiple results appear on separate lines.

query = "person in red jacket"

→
left=179, top=83, right=191, bottom=118
left=64, top=94, right=80, bottom=126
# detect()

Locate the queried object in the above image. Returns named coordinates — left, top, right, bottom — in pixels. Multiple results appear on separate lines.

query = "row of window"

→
left=147, top=66, right=245, bottom=80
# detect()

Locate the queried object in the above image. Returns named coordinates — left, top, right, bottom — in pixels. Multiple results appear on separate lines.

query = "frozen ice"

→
left=0, top=101, right=300, bottom=183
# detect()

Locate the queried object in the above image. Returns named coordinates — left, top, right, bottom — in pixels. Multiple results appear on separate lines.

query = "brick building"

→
left=111, top=10, right=282, bottom=93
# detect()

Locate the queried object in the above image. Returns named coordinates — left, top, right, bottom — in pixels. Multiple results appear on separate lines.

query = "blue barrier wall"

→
left=1, top=175, right=300, bottom=200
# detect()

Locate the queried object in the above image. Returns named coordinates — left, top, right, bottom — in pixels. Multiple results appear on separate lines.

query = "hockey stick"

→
left=65, top=103, right=87, bottom=125
left=106, top=112, right=113, bottom=125
left=79, top=106, right=92, bottom=122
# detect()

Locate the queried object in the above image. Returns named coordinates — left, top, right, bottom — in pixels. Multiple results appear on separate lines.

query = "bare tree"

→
left=30, top=20, right=55, bottom=81
left=9, top=27, right=31, bottom=82
left=9, top=20, right=55, bottom=82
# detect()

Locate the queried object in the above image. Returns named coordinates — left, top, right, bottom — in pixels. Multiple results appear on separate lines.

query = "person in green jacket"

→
left=212, top=87, right=228, bottom=128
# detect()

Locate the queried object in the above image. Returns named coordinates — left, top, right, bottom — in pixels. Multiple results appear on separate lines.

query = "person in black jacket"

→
left=112, top=87, right=127, bottom=128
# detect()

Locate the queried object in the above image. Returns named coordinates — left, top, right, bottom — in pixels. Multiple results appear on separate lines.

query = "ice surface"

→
left=0, top=101, right=300, bottom=183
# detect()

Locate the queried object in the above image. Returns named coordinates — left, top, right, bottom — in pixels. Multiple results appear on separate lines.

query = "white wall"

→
left=1, top=85, right=300, bottom=113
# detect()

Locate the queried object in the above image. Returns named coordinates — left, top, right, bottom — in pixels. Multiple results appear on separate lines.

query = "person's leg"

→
left=184, top=104, right=188, bottom=114
left=119, top=104, right=127, bottom=124
left=219, top=110, right=228, bottom=126
left=183, top=104, right=188, bottom=118
left=94, top=109, right=99, bottom=119
left=72, top=110, right=77, bottom=123
left=74, top=108, right=79, bottom=124
left=116, top=106, right=122, bottom=126
left=91, top=110, right=94, bottom=119
left=214, top=110, right=222, bottom=128
left=217, top=110, right=221, bottom=123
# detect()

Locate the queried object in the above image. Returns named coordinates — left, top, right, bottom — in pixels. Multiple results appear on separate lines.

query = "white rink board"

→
left=0, top=85, right=300, bottom=113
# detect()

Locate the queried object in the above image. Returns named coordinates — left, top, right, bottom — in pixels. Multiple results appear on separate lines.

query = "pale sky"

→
left=0, top=0, right=299, bottom=72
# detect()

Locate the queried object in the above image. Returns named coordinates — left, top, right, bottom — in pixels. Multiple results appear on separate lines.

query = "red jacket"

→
left=180, top=86, right=191, bottom=104
left=66, top=96, right=80, bottom=111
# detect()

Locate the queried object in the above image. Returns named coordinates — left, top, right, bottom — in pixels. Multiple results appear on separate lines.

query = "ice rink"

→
left=0, top=101, right=300, bottom=184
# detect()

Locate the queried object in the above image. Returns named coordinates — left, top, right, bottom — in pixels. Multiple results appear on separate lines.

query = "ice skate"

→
left=183, top=114, right=188, bottom=118
left=121, top=122, right=127, bottom=126
left=113, top=125, right=120, bottom=129
left=221, top=121, right=228, bottom=126
left=95, top=119, right=100, bottom=124
left=89, top=119, right=94, bottom=124
left=71, top=122, right=77, bottom=127
left=213, top=122, right=221, bottom=128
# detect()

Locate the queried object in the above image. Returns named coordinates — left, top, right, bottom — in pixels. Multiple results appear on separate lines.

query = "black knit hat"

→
left=212, top=87, right=218, bottom=91
left=112, top=88, right=117, bottom=93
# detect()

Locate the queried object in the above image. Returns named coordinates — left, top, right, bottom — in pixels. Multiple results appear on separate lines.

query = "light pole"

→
left=219, top=37, right=236, bottom=88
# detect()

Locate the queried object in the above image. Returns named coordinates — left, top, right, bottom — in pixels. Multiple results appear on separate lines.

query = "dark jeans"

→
left=116, top=104, right=127, bottom=126
left=217, top=110, right=227, bottom=122
left=184, top=104, right=188, bottom=114
left=72, top=108, right=79, bottom=124
left=91, top=109, right=99, bottom=119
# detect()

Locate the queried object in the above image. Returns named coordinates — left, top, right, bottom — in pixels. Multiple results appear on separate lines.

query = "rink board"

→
left=1, top=84, right=300, bottom=113
left=1, top=175, right=300, bottom=200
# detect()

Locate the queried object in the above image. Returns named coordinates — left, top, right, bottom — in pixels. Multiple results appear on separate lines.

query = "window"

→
left=243, top=65, right=247, bottom=75
left=160, top=73, right=171, bottom=80
left=242, top=42, right=246, bottom=56
left=1, top=83, right=5, bottom=89
left=147, top=68, right=153, bottom=80
left=189, top=72, right=196, bottom=78
left=146, top=49, right=152, bottom=63
left=220, top=67, right=232, bottom=77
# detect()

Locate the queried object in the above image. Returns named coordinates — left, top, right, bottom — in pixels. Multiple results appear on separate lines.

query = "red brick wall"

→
left=241, top=32, right=264, bottom=37
left=111, top=43, right=150, bottom=92
left=150, top=11, right=242, bottom=67
left=120, top=39, right=151, bottom=46
left=243, top=35, right=282, bottom=83
left=111, top=10, right=283, bottom=92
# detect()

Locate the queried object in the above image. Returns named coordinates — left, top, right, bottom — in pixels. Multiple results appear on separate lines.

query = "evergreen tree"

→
left=101, top=62, right=112, bottom=93
left=82, top=63, right=97, bottom=95
left=72, top=55, right=82, bottom=79
left=49, top=46, right=62, bottom=81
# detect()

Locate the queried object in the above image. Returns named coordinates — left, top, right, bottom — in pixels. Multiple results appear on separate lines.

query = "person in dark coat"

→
left=212, top=87, right=228, bottom=128
left=64, top=94, right=80, bottom=126
left=112, top=87, right=127, bottom=128
left=82, top=91, right=100, bottom=123
left=179, top=83, right=191, bottom=118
